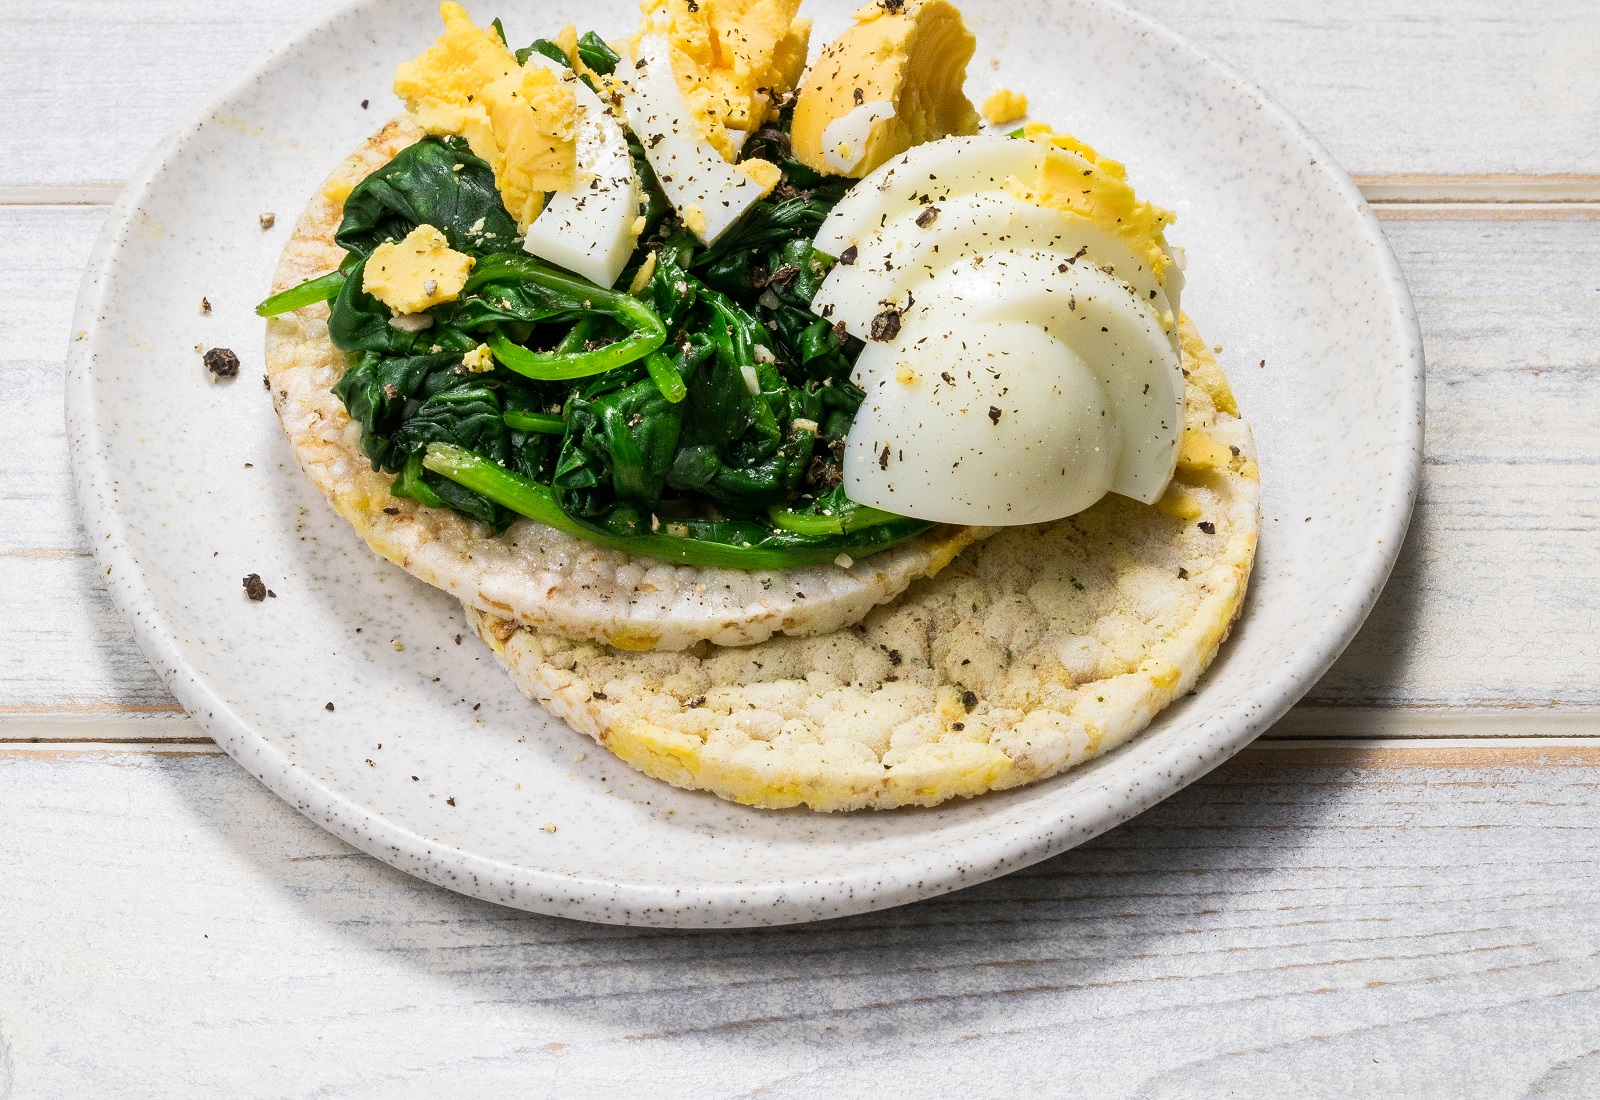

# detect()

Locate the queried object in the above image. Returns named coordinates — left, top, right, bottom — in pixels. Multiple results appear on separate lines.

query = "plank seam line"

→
left=6, top=180, right=1600, bottom=208
left=6, top=737, right=1600, bottom=757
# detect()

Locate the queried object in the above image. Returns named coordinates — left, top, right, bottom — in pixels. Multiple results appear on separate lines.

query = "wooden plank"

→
left=5, top=203, right=1598, bottom=727
left=3, top=1, right=1600, bottom=192
left=3, top=739, right=1600, bottom=1094
left=1124, top=1, right=1600, bottom=179
left=1302, top=215, right=1600, bottom=713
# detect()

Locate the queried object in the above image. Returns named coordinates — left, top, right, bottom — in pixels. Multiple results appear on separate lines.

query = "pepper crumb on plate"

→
left=242, top=574, right=267, bottom=601
left=204, top=347, right=240, bottom=379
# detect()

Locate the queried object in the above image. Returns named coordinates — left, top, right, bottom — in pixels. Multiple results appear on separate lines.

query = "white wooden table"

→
left=4, top=2, right=1599, bottom=1095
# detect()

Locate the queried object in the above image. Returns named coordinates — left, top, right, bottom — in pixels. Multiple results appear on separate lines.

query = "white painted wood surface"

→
left=2, top=0, right=1599, bottom=1094
left=6, top=741, right=1600, bottom=1098
left=5, top=1, right=1600, bottom=192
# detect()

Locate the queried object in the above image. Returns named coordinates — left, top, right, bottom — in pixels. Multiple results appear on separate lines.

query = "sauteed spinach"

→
left=258, top=102, right=927, bottom=569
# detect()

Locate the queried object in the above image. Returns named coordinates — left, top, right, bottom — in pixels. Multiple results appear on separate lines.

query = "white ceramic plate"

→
left=66, top=0, right=1422, bottom=927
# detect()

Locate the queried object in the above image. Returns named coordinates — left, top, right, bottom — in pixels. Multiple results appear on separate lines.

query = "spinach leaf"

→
left=335, top=136, right=519, bottom=258
left=577, top=32, right=620, bottom=75
left=553, top=375, right=684, bottom=513
left=517, top=38, right=571, bottom=67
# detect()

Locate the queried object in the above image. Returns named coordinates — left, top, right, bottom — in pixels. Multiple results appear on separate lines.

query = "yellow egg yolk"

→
left=629, top=0, right=812, bottom=162
left=981, top=88, right=1028, bottom=127
left=1008, top=121, right=1178, bottom=285
left=362, top=225, right=475, bottom=315
left=393, top=3, right=579, bottom=232
left=791, top=0, right=980, bottom=178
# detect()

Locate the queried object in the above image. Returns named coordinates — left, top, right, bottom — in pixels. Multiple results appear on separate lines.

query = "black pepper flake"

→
left=1178, top=567, right=1189, bottom=579
left=832, top=319, right=849, bottom=344
left=688, top=695, right=706, bottom=708
left=869, top=308, right=902, bottom=341
left=840, top=245, right=859, bottom=266
left=916, top=205, right=940, bottom=228
left=853, top=87, right=864, bottom=105
left=887, top=649, right=902, bottom=666
left=988, top=406, right=1002, bottom=425
left=383, top=507, right=400, bottom=515
left=1198, top=521, right=1216, bottom=534
left=200, top=297, right=212, bottom=314
left=880, top=0, right=906, bottom=11
left=204, top=347, right=240, bottom=379
left=325, top=702, right=335, bottom=712
left=592, top=691, right=607, bottom=700
left=685, top=0, right=698, bottom=9
left=446, top=796, right=456, bottom=806
left=952, top=722, right=965, bottom=731
left=1230, top=445, right=1241, bottom=456
left=455, top=634, right=463, bottom=645
left=879, top=443, right=892, bottom=470
left=242, top=573, right=267, bottom=601
left=961, top=690, right=978, bottom=709
left=361, top=99, right=370, bottom=109
left=262, top=374, right=270, bottom=389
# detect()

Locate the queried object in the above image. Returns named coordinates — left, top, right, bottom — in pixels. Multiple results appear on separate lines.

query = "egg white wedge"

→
left=521, top=56, right=643, bottom=288
left=812, top=191, right=1175, bottom=342
left=622, top=34, right=768, bottom=246
left=819, top=100, right=898, bottom=174
left=814, top=134, right=1045, bottom=256
left=843, top=249, right=1183, bottom=520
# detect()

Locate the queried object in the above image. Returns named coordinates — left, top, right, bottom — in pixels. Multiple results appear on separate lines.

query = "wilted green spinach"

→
left=257, top=89, right=928, bottom=569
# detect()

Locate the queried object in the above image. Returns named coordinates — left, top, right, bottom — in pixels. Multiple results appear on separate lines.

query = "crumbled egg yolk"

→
left=1007, top=121, right=1178, bottom=284
left=460, top=343, right=496, bottom=373
left=733, top=157, right=783, bottom=197
left=791, top=0, right=980, bottom=177
left=981, top=88, right=1028, bottom=127
left=362, top=224, right=475, bottom=315
left=394, top=3, right=579, bottom=231
left=630, top=0, right=813, bottom=162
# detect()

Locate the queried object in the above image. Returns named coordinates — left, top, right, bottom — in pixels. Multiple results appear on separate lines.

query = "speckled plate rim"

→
left=66, top=0, right=1423, bottom=927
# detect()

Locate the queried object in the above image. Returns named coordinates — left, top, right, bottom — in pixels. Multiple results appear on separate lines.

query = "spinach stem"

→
left=644, top=350, right=688, bottom=404
left=255, top=270, right=346, bottom=317
left=769, top=502, right=905, bottom=537
left=423, top=444, right=912, bottom=570
left=472, top=257, right=668, bottom=380
left=502, top=410, right=567, bottom=434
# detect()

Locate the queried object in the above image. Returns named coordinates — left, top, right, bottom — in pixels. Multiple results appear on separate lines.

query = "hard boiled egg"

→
left=844, top=250, right=1183, bottom=519
left=521, top=54, right=643, bottom=288
left=622, top=34, right=774, bottom=245
left=819, top=134, right=1186, bottom=524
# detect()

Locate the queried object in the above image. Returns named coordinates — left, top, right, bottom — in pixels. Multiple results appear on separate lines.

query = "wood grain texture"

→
left=1304, top=217, right=1600, bottom=711
left=5, top=205, right=1596, bottom=726
left=3, top=1, right=1599, bottom=191
left=2, top=741, right=1599, bottom=1097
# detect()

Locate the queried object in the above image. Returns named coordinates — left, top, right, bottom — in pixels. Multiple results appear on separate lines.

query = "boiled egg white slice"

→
left=819, top=100, right=897, bottom=174
left=522, top=56, right=644, bottom=288
left=813, top=134, right=1045, bottom=257
left=813, top=191, right=1175, bottom=342
left=843, top=249, right=1183, bottom=520
left=845, top=318, right=1117, bottom=524
left=621, top=34, right=767, bottom=245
